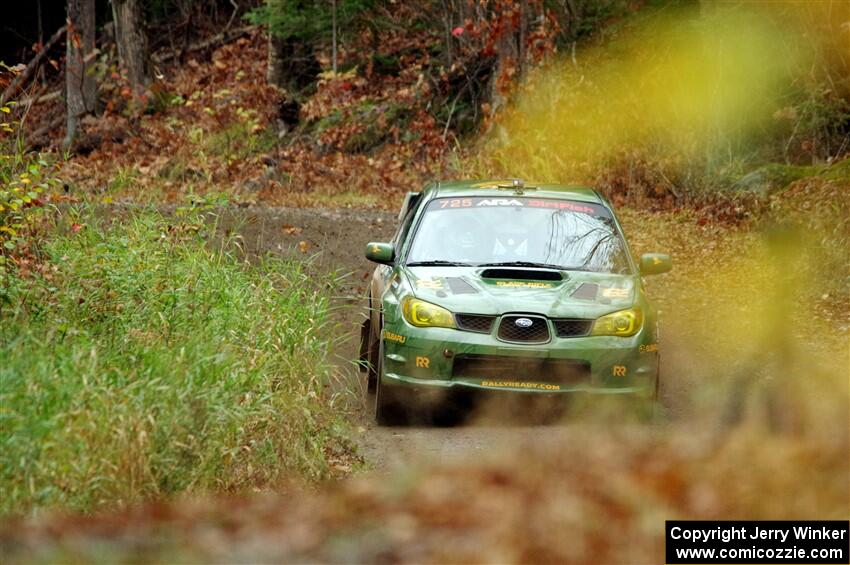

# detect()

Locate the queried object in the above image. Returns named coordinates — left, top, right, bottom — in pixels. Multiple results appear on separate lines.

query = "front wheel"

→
left=366, top=326, right=379, bottom=393
left=374, top=340, right=407, bottom=425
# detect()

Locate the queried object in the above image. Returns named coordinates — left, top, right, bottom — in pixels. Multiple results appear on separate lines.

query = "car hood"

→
left=401, top=265, right=637, bottom=318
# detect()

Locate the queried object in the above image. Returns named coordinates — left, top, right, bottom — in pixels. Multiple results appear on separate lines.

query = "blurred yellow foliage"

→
left=476, top=1, right=850, bottom=186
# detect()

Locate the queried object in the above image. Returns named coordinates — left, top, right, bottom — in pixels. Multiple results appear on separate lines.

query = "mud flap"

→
left=358, top=318, right=371, bottom=373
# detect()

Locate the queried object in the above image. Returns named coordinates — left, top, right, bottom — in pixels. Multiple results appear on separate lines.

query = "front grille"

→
left=456, top=314, right=496, bottom=334
left=553, top=319, right=593, bottom=338
left=497, top=315, right=550, bottom=343
left=452, top=354, right=590, bottom=385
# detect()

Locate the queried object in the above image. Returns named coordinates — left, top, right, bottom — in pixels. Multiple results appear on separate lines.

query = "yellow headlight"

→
left=592, top=308, right=642, bottom=337
left=401, top=297, right=455, bottom=328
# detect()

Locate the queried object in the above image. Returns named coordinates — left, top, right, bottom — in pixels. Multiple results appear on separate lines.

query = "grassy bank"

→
left=0, top=209, right=353, bottom=516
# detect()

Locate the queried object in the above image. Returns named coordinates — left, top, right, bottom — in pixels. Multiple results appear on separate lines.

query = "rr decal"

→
left=415, top=356, right=430, bottom=368
left=612, top=365, right=627, bottom=377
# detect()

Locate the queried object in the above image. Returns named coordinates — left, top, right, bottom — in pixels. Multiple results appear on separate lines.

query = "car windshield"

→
left=405, top=197, right=631, bottom=274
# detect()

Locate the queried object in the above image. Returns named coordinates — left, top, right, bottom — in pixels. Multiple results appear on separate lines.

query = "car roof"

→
left=427, top=179, right=604, bottom=203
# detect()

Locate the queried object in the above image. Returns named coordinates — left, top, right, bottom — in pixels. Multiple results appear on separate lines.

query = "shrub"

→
left=0, top=99, right=62, bottom=307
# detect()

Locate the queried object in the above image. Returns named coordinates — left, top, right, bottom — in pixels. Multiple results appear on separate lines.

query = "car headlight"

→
left=591, top=307, right=642, bottom=337
left=401, top=296, right=455, bottom=328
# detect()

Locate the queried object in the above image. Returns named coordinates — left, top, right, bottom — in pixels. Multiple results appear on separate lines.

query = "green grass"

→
left=205, top=120, right=277, bottom=163
left=0, top=209, right=353, bottom=515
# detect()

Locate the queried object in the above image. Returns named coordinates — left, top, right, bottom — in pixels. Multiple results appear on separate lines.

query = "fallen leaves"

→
left=1, top=429, right=845, bottom=564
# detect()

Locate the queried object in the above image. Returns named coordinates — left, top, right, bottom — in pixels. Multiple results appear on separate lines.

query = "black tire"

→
left=651, top=356, right=663, bottom=422
left=366, top=329, right=378, bottom=393
left=374, top=339, right=407, bottom=426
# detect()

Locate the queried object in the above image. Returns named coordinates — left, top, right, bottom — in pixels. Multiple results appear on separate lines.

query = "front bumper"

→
left=380, top=322, right=658, bottom=396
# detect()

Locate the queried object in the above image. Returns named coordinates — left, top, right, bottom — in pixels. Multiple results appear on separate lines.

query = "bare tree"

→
left=331, top=0, right=337, bottom=74
left=64, top=0, right=96, bottom=150
left=80, top=0, right=96, bottom=112
left=267, top=32, right=288, bottom=89
left=266, top=36, right=320, bottom=93
left=111, top=0, right=149, bottom=96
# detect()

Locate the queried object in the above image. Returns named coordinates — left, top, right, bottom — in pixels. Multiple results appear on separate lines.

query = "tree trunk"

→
left=267, top=32, right=288, bottom=89
left=266, top=34, right=321, bottom=94
left=80, top=0, right=96, bottom=112
left=331, top=0, right=338, bottom=74
left=488, top=0, right=528, bottom=114
left=64, top=0, right=95, bottom=151
left=111, top=0, right=149, bottom=96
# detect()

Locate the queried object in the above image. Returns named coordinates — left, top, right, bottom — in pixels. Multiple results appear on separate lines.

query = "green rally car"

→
left=359, top=179, right=672, bottom=424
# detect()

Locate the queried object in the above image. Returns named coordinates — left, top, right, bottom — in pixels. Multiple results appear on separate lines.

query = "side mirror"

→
left=640, top=253, right=672, bottom=276
left=365, top=242, right=395, bottom=264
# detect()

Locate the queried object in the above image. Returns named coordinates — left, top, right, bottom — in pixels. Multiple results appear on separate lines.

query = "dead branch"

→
left=152, top=25, right=253, bottom=64
left=1, top=25, right=67, bottom=107
left=19, top=90, right=62, bottom=106
left=25, top=115, right=64, bottom=151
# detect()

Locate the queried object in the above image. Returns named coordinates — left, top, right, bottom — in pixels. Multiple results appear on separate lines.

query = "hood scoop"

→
left=480, top=268, right=563, bottom=281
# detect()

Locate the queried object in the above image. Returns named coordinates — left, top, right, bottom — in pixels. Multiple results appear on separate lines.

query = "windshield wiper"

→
left=477, top=261, right=571, bottom=271
left=406, top=260, right=472, bottom=267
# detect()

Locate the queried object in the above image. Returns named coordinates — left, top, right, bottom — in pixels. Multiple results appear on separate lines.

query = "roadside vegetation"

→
left=0, top=204, right=355, bottom=515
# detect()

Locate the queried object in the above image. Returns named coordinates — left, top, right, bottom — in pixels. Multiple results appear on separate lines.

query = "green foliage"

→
left=0, top=99, right=62, bottom=306
left=204, top=112, right=276, bottom=164
left=0, top=209, right=353, bottom=515
left=545, top=0, right=633, bottom=44
left=246, top=0, right=374, bottom=43
left=790, top=89, right=850, bottom=161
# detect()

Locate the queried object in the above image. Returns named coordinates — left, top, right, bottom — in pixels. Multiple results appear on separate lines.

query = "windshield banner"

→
left=430, top=197, right=606, bottom=216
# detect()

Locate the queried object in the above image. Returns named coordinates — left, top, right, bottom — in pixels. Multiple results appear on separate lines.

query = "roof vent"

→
left=496, top=179, right=535, bottom=194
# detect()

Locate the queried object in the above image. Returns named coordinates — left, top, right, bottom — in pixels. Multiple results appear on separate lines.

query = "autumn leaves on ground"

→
left=2, top=1, right=849, bottom=563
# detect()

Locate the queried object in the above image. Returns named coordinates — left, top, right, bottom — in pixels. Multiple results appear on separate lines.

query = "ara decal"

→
left=476, top=198, right=524, bottom=207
